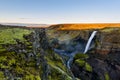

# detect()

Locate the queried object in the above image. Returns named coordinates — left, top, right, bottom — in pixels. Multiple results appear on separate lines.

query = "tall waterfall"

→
left=83, top=31, right=97, bottom=53
left=53, top=30, right=97, bottom=78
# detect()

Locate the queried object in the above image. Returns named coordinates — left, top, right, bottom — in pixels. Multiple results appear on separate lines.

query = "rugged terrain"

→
left=0, top=24, right=120, bottom=80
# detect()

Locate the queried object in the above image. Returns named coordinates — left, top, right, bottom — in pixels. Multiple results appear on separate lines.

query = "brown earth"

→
left=49, top=23, right=120, bottom=30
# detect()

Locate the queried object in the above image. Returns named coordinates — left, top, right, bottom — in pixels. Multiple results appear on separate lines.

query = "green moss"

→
left=45, top=50, right=72, bottom=80
left=8, top=58, right=16, bottom=66
left=48, top=64, right=72, bottom=80
left=27, top=45, right=33, bottom=49
left=35, top=76, right=41, bottom=80
left=0, top=28, right=42, bottom=79
left=0, top=56, right=7, bottom=62
left=25, top=67, right=39, bottom=75
left=0, top=64, right=9, bottom=69
left=46, top=49, right=67, bottom=72
left=0, top=28, right=32, bottom=44
left=0, top=45, right=6, bottom=52
left=101, top=27, right=118, bottom=32
left=23, top=74, right=41, bottom=80
left=105, top=72, right=110, bottom=80
left=0, top=56, right=9, bottom=69
left=75, top=59, right=85, bottom=67
left=15, top=66, right=24, bottom=74
left=76, top=78, right=81, bottom=80
left=85, top=63, right=92, bottom=72
left=74, top=53, right=89, bottom=60
left=0, top=71, right=5, bottom=79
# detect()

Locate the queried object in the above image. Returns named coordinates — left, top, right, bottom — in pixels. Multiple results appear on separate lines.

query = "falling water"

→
left=83, top=31, right=97, bottom=54
left=54, top=31, right=98, bottom=69
left=53, top=30, right=97, bottom=80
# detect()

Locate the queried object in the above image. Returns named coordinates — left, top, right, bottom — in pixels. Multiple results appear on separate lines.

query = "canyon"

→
left=0, top=24, right=120, bottom=80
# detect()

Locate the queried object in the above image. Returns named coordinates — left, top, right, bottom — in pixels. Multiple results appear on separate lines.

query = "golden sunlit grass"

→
left=50, top=23, right=120, bottom=30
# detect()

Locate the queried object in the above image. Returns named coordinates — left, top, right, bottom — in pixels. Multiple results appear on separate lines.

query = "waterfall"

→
left=54, top=30, right=98, bottom=68
left=83, top=31, right=97, bottom=54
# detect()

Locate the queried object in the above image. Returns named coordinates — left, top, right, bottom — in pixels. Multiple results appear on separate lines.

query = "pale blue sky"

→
left=0, top=0, right=120, bottom=24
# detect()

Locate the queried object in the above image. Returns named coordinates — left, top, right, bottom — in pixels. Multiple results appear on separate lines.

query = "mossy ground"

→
left=0, top=27, right=72, bottom=80
left=0, top=27, right=32, bottom=44
left=74, top=53, right=92, bottom=72
left=0, top=27, right=41, bottom=79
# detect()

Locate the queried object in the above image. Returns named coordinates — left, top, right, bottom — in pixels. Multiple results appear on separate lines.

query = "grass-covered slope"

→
left=0, top=26, right=72, bottom=80
left=0, top=27, right=32, bottom=44
left=0, top=27, right=36, bottom=79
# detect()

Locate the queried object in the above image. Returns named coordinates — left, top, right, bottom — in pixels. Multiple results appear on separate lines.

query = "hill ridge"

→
left=49, top=23, right=120, bottom=30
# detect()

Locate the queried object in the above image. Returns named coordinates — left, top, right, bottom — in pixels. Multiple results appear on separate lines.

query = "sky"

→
left=0, top=0, right=120, bottom=24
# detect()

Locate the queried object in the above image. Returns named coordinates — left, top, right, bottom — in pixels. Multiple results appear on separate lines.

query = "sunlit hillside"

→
left=49, top=23, right=120, bottom=30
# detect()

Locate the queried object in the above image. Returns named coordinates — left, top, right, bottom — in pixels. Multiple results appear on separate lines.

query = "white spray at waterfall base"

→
left=84, top=31, right=97, bottom=54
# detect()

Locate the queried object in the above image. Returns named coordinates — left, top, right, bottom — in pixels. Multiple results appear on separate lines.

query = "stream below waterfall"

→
left=54, top=31, right=97, bottom=69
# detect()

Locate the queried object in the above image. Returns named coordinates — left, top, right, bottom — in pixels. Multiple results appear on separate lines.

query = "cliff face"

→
left=96, top=30, right=120, bottom=54
left=47, top=27, right=120, bottom=55
left=0, top=25, right=120, bottom=80
left=47, top=27, right=120, bottom=80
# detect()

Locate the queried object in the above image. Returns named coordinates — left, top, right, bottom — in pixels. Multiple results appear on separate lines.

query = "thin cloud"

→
left=18, top=18, right=41, bottom=20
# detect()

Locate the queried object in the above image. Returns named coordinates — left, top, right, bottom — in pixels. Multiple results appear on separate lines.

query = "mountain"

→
left=0, top=23, right=49, bottom=27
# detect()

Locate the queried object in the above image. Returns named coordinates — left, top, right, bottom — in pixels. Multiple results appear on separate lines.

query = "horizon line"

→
left=0, top=22, right=120, bottom=25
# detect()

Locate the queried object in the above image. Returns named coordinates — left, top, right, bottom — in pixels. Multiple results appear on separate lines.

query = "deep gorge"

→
left=0, top=25, right=120, bottom=80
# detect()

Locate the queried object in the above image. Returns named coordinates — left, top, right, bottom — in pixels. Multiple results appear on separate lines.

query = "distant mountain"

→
left=0, top=23, right=49, bottom=27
